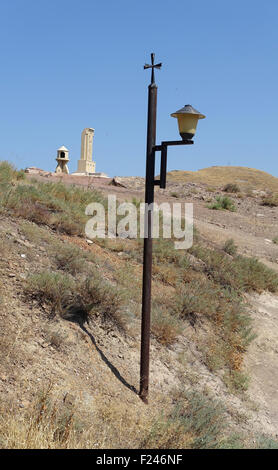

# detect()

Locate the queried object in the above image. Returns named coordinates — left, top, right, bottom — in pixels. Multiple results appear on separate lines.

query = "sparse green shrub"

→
left=115, top=265, right=142, bottom=305
left=189, top=245, right=278, bottom=293
left=151, top=306, right=182, bottom=345
left=53, top=243, right=94, bottom=275
left=0, top=179, right=107, bottom=236
left=173, top=274, right=253, bottom=374
left=172, top=392, right=224, bottom=449
left=207, top=196, right=236, bottom=212
left=0, top=161, right=25, bottom=183
left=143, top=391, right=226, bottom=449
left=0, top=161, right=16, bottom=183
left=24, top=271, right=75, bottom=315
left=25, top=269, right=127, bottom=331
left=232, top=256, right=278, bottom=292
left=16, top=170, right=26, bottom=180
left=273, top=237, right=278, bottom=244
left=170, top=192, right=179, bottom=198
left=223, top=370, right=250, bottom=393
left=74, top=276, right=126, bottom=330
left=20, top=222, right=54, bottom=245
left=255, top=435, right=278, bottom=449
left=223, top=238, right=238, bottom=256
left=152, top=239, right=188, bottom=265
left=174, top=278, right=222, bottom=320
left=223, top=183, right=240, bottom=193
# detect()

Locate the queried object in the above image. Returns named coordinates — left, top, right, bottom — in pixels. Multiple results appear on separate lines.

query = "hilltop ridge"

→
left=167, top=166, right=278, bottom=192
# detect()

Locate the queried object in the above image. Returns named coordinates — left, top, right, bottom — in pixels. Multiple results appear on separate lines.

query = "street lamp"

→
left=171, top=105, right=206, bottom=141
left=139, top=53, right=205, bottom=404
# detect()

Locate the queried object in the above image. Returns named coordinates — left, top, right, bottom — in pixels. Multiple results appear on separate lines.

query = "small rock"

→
left=20, top=254, right=26, bottom=258
left=256, top=214, right=264, bottom=217
left=86, top=239, right=93, bottom=245
left=15, top=239, right=33, bottom=248
left=264, top=239, right=272, bottom=243
left=8, top=273, right=16, bottom=278
left=8, top=231, right=18, bottom=238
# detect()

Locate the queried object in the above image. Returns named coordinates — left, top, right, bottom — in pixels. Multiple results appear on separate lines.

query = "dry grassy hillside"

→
left=1, top=161, right=278, bottom=449
left=167, top=166, right=278, bottom=192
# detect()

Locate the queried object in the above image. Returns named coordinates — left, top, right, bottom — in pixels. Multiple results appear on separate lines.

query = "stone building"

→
left=76, top=128, right=96, bottom=174
left=55, top=146, right=69, bottom=174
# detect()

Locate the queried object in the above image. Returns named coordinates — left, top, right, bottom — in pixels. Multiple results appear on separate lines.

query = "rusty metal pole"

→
left=139, top=54, right=161, bottom=403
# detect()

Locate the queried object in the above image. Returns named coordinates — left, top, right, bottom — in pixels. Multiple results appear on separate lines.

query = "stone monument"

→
left=55, top=146, right=69, bottom=174
left=77, top=128, right=96, bottom=174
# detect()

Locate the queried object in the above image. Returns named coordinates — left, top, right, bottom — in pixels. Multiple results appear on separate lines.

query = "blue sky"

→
left=0, top=0, right=277, bottom=177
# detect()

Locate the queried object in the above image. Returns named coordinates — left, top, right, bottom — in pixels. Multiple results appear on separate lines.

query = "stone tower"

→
left=55, top=146, right=69, bottom=174
left=77, top=128, right=96, bottom=174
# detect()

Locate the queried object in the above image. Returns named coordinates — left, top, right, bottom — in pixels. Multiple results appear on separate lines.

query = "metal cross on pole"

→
left=144, top=52, right=162, bottom=85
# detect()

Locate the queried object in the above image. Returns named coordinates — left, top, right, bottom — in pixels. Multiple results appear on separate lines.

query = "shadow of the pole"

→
left=79, top=323, right=138, bottom=395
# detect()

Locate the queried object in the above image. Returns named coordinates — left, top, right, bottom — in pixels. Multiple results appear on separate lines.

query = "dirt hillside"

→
left=1, top=163, right=278, bottom=448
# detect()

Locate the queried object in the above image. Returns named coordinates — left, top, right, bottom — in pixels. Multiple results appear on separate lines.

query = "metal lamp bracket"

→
left=153, top=140, right=194, bottom=189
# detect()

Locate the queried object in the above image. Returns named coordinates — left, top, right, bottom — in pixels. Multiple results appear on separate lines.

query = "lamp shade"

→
left=171, top=105, right=205, bottom=140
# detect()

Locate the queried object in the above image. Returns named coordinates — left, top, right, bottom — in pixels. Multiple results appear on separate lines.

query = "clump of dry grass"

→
left=0, top=384, right=157, bottom=449
left=261, top=193, right=278, bottom=207
left=0, top=385, right=243, bottom=449
left=223, top=238, right=238, bottom=256
left=223, top=183, right=240, bottom=193
left=152, top=263, right=179, bottom=286
left=0, top=385, right=80, bottom=449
